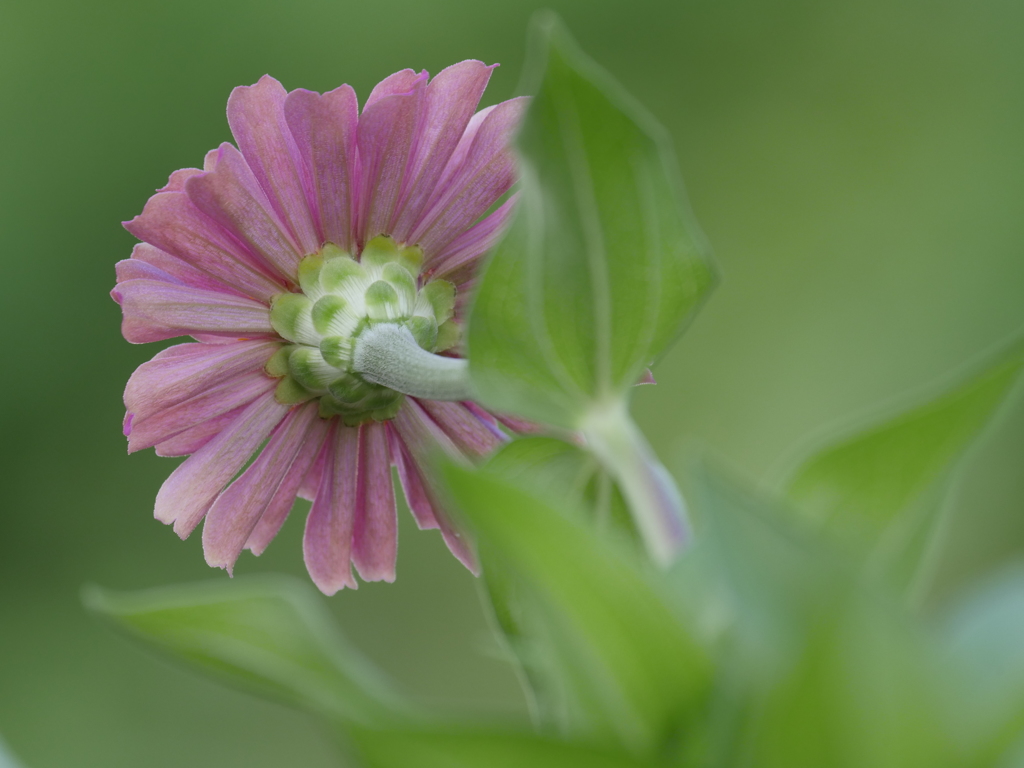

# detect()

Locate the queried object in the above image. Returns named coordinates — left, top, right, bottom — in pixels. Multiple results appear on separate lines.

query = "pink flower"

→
left=112, top=62, right=527, bottom=594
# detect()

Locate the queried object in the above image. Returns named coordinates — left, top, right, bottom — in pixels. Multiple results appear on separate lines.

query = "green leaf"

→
left=468, top=12, right=715, bottom=430
left=750, top=588, right=959, bottom=768
left=440, top=461, right=711, bottom=757
left=783, top=335, right=1024, bottom=587
left=352, top=727, right=660, bottom=768
left=939, top=563, right=1024, bottom=763
left=83, top=576, right=407, bottom=726
left=678, top=462, right=958, bottom=768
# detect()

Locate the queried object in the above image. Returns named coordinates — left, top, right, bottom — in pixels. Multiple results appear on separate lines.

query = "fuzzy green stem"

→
left=581, top=400, right=689, bottom=566
left=353, top=323, right=474, bottom=401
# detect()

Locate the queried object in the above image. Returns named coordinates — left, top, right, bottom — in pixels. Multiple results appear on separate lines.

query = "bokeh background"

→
left=1, top=0, right=1023, bottom=765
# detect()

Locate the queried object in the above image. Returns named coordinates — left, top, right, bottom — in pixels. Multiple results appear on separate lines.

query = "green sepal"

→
left=264, top=345, right=294, bottom=378
left=320, top=335, right=354, bottom=368
left=406, top=315, right=438, bottom=350
left=328, top=375, right=376, bottom=405
left=436, top=319, right=461, bottom=352
left=365, top=280, right=400, bottom=321
left=275, top=376, right=314, bottom=405
left=422, top=280, right=455, bottom=324
left=398, top=244, right=424, bottom=275
left=320, top=255, right=364, bottom=292
left=371, top=397, right=405, bottom=423
left=311, top=295, right=348, bottom=335
left=360, top=235, right=401, bottom=268
left=297, top=255, right=324, bottom=295
left=320, top=243, right=351, bottom=261
left=382, top=262, right=417, bottom=306
left=288, top=347, right=333, bottom=392
left=269, top=293, right=313, bottom=343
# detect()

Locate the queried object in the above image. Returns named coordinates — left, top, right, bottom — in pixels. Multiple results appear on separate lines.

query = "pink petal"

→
left=297, top=438, right=328, bottom=502
left=228, top=76, right=320, bottom=256
left=303, top=423, right=360, bottom=594
left=637, top=368, right=656, bottom=385
left=390, top=402, right=478, bottom=572
left=428, top=194, right=517, bottom=283
left=416, top=399, right=504, bottom=457
left=410, top=97, right=527, bottom=257
left=159, top=167, right=204, bottom=193
left=245, top=413, right=331, bottom=556
left=390, top=61, right=496, bottom=243
left=117, top=243, right=248, bottom=298
left=186, top=143, right=305, bottom=281
left=124, top=189, right=286, bottom=303
left=114, top=279, right=275, bottom=343
left=365, top=69, right=424, bottom=109
left=154, top=390, right=290, bottom=538
left=285, top=85, right=359, bottom=252
left=125, top=339, right=277, bottom=422
left=127, top=371, right=275, bottom=453
left=352, top=421, right=397, bottom=582
left=203, top=402, right=321, bottom=573
left=355, top=72, right=428, bottom=244
left=154, top=404, right=248, bottom=457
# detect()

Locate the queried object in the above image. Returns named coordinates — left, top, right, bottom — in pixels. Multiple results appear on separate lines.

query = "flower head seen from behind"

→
left=112, top=62, right=526, bottom=594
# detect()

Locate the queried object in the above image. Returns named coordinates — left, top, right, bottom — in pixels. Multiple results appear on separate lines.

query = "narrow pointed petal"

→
left=154, top=404, right=248, bottom=457
left=124, top=189, right=285, bottom=302
left=428, top=194, right=518, bottom=282
left=245, top=414, right=331, bottom=555
left=186, top=143, right=305, bottom=280
left=416, top=399, right=505, bottom=457
left=125, top=339, right=277, bottom=423
left=228, top=76, right=320, bottom=255
left=159, top=167, right=204, bottom=192
left=390, top=403, right=478, bottom=572
left=390, top=61, right=495, bottom=243
left=355, top=73, right=428, bottom=242
left=410, top=97, right=527, bottom=256
left=352, top=422, right=397, bottom=582
left=154, top=390, right=289, bottom=538
left=364, top=69, right=423, bottom=109
left=203, top=402, right=321, bottom=573
left=114, top=279, right=275, bottom=343
left=118, top=243, right=247, bottom=297
left=285, top=85, right=359, bottom=251
left=127, top=371, right=275, bottom=453
left=303, top=424, right=360, bottom=594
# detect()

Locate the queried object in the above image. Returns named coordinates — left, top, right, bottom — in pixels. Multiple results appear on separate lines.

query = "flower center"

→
left=266, top=236, right=459, bottom=425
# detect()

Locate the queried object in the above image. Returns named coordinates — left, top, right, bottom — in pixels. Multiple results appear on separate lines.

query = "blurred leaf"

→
left=939, top=562, right=1024, bottom=763
left=0, top=737, right=27, bottom=768
left=677, top=460, right=959, bottom=768
left=83, top=576, right=407, bottom=726
left=468, top=12, right=715, bottom=430
left=672, top=460, right=831, bottom=683
left=784, top=335, right=1024, bottom=587
left=440, top=461, right=711, bottom=757
left=352, top=727, right=659, bottom=768
left=751, top=587, right=959, bottom=768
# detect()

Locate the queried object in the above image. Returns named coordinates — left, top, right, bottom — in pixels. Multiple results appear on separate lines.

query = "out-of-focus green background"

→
left=1, top=0, right=1022, bottom=765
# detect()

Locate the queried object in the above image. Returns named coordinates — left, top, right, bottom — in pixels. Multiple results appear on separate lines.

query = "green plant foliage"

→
left=468, top=12, right=715, bottom=430
left=351, top=727, right=660, bottom=768
left=439, top=460, right=711, bottom=758
left=83, top=576, right=407, bottom=727
left=939, top=565, right=1024, bottom=763
left=784, top=335, right=1024, bottom=587
left=678, top=462, right=961, bottom=768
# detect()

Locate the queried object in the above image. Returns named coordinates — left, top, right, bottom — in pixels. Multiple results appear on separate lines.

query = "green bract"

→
left=266, top=235, right=459, bottom=425
left=468, top=14, right=715, bottom=430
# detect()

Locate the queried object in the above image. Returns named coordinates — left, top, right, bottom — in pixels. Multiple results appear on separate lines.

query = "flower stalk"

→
left=581, top=400, right=689, bottom=566
left=353, top=323, right=474, bottom=402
